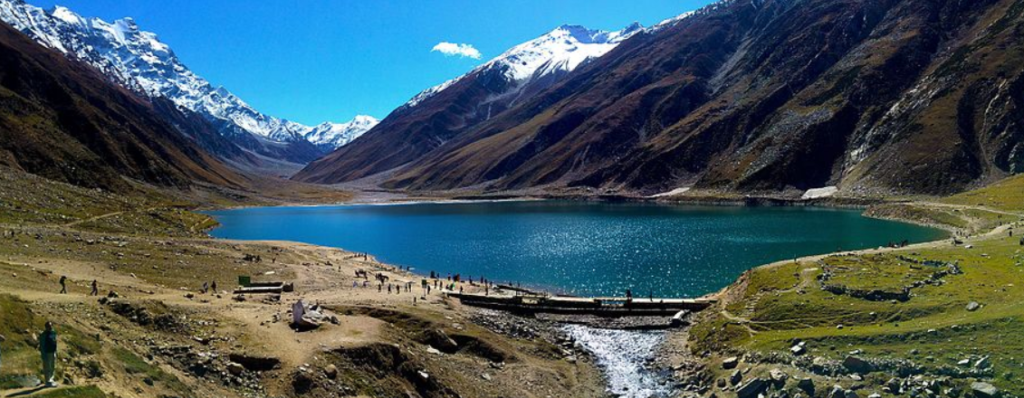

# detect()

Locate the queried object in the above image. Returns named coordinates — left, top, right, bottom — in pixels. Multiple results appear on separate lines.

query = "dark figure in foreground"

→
left=58, top=276, right=67, bottom=294
left=39, top=322, right=58, bottom=387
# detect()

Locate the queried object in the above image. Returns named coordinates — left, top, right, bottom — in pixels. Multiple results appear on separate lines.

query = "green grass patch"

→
left=944, top=174, right=1024, bottom=212
left=693, top=233, right=1024, bottom=393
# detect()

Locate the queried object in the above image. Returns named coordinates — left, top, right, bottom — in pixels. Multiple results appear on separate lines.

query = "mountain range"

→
left=295, top=22, right=647, bottom=184
left=0, top=18, right=246, bottom=192
left=299, top=0, right=1024, bottom=196
left=0, top=0, right=377, bottom=170
left=1, top=0, right=1021, bottom=198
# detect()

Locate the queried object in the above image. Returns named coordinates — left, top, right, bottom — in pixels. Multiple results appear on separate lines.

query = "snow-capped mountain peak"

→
left=405, top=22, right=643, bottom=108
left=0, top=0, right=366, bottom=157
left=493, top=22, right=642, bottom=82
left=304, top=115, right=380, bottom=151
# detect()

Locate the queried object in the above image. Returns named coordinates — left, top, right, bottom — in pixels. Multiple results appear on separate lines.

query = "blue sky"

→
left=29, top=1, right=712, bottom=125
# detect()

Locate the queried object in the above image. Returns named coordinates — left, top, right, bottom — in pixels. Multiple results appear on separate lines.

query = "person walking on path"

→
left=90, top=280, right=98, bottom=296
left=58, top=276, right=67, bottom=294
left=39, top=322, right=58, bottom=387
left=211, top=281, right=218, bottom=293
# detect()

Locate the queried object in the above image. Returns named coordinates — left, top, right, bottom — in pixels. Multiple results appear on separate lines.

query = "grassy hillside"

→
left=944, top=174, right=1024, bottom=212
left=690, top=177, right=1024, bottom=395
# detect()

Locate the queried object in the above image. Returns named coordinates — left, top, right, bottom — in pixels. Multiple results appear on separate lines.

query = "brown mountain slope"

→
left=0, top=21, right=248, bottom=192
left=293, top=69, right=516, bottom=184
left=321, top=0, right=1021, bottom=196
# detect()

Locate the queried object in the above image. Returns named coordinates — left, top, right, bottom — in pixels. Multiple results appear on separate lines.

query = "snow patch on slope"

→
left=404, top=22, right=644, bottom=109
left=305, top=115, right=379, bottom=151
left=0, top=0, right=363, bottom=149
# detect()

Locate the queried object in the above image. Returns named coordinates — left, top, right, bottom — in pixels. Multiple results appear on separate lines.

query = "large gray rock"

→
left=730, top=369, right=743, bottom=385
left=422, top=329, right=459, bottom=353
left=722, top=356, right=740, bottom=370
left=769, top=368, right=787, bottom=387
left=967, top=302, right=981, bottom=312
left=791, top=344, right=806, bottom=356
left=736, top=378, right=769, bottom=398
left=226, top=362, right=244, bottom=376
left=796, top=377, right=815, bottom=394
left=971, top=382, right=999, bottom=398
left=843, top=355, right=874, bottom=374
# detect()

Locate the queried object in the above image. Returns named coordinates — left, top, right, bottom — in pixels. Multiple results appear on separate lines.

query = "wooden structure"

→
left=447, top=291, right=715, bottom=316
left=233, top=281, right=294, bottom=295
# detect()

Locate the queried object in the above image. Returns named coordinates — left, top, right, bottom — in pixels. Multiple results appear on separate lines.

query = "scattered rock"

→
left=791, top=344, right=806, bottom=356
left=970, top=382, right=999, bottom=398
left=291, top=370, right=315, bottom=394
left=722, top=356, right=739, bottom=370
left=967, top=302, right=981, bottom=312
left=324, top=364, right=338, bottom=379
left=796, top=377, right=815, bottom=394
left=769, top=368, right=787, bottom=387
left=843, top=355, right=874, bottom=374
left=226, top=362, right=244, bottom=376
left=422, top=329, right=458, bottom=353
left=736, top=378, right=768, bottom=398
left=730, top=369, right=743, bottom=385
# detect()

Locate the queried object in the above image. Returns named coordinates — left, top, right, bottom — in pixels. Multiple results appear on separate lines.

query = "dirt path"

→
left=63, top=210, right=126, bottom=228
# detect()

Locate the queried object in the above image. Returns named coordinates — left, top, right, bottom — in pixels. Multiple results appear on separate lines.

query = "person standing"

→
left=211, top=281, right=218, bottom=293
left=39, top=322, right=58, bottom=387
left=90, top=280, right=98, bottom=296
left=58, top=276, right=67, bottom=294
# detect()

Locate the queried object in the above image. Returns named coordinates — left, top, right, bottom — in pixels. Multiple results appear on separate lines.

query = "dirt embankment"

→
left=0, top=220, right=605, bottom=398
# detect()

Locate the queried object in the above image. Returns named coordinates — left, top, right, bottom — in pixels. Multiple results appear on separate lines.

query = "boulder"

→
left=422, top=329, right=459, bottom=353
left=324, top=364, right=338, bottom=379
left=730, top=369, right=743, bottom=385
left=292, top=370, right=315, bottom=394
left=843, top=356, right=874, bottom=374
left=970, top=382, right=999, bottom=398
left=736, top=378, right=769, bottom=398
left=796, top=377, right=815, bottom=394
left=967, top=302, right=981, bottom=312
left=722, top=356, right=740, bottom=370
left=769, top=369, right=787, bottom=387
left=791, top=344, right=806, bottom=356
left=226, top=362, right=244, bottom=376
left=974, top=356, right=991, bottom=369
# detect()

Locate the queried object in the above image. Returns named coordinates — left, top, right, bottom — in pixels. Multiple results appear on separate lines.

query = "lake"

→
left=206, top=200, right=945, bottom=298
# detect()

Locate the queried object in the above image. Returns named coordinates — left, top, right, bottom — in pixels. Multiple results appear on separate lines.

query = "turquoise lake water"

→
left=206, top=201, right=945, bottom=298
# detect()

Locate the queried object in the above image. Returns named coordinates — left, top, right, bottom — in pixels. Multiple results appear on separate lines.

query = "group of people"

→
left=57, top=276, right=101, bottom=296
left=0, top=323, right=59, bottom=389
left=199, top=281, right=218, bottom=294
left=887, top=239, right=910, bottom=248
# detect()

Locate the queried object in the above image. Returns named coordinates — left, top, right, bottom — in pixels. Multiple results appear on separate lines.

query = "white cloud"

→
left=431, top=42, right=482, bottom=60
